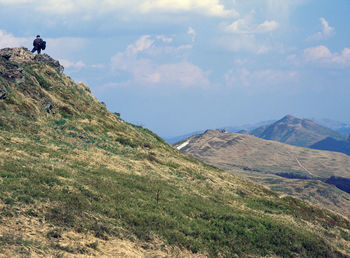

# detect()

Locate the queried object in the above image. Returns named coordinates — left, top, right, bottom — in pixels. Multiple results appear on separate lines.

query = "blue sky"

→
left=1, top=0, right=350, bottom=137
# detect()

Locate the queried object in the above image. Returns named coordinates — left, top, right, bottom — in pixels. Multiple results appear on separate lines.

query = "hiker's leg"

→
left=31, top=48, right=36, bottom=53
left=37, top=49, right=41, bottom=54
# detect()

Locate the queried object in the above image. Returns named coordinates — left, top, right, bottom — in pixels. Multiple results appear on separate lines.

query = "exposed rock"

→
left=0, top=60, right=25, bottom=84
left=0, top=47, right=34, bottom=63
left=34, top=54, right=64, bottom=74
left=43, top=101, right=54, bottom=113
left=0, top=47, right=64, bottom=73
left=15, top=67, right=25, bottom=84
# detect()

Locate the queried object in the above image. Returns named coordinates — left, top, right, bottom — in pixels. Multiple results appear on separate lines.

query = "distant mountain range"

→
left=168, top=115, right=350, bottom=156
left=249, top=115, right=350, bottom=155
left=220, top=120, right=276, bottom=134
left=311, top=118, right=350, bottom=133
left=165, top=130, right=205, bottom=144
left=174, top=129, right=350, bottom=218
left=250, top=115, right=347, bottom=145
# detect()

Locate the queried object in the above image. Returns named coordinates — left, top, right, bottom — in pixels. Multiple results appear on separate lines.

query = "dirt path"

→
left=295, top=157, right=315, bottom=177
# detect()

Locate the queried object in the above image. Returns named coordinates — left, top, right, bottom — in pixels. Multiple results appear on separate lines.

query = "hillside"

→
left=250, top=115, right=347, bottom=147
left=176, top=129, right=350, bottom=218
left=1, top=48, right=350, bottom=257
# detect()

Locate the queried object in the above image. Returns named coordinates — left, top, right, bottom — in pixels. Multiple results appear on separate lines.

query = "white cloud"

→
left=0, top=30, right=30, bottom=49
left=304, top=45, right=350, bottom=66
left=188, top=27, right=196, bottom=42
left=224, top=19, right=279, bottom=34
left=110, top=35, right=210, bottom=88
left=216, top=34, right=283, bottom=55
left=304, top=46, right=332, bottom=61
left=59, top=59, right=86, bottom=69
left=139, top=0, right=238, bottom=17
left=156, top=35, right=173, bottom=43
left=125, top=35, right=155, bottom=56
left=59, top=59, right=105, bottom=71
left=225, top=67, right=298, bottom=89
left=321, top=18, right=334, bottom=36
left=307, top=18, right=335, bottom=41
left=224, top=17, right=252, bottom=34
left=255, top=20, right=279, bottom=34
left=223, top=11, right=279, bottom=34
left=0, top=0, right=238, bottom=18
left=0, top=0, right=32, bottom=3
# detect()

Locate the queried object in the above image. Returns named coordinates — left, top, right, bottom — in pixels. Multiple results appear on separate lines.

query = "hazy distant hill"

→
left=311, top=118, right=350, bottom=133
left=220, top=120, right=276, bottom=133
left=250, top=115, right=347, bottom=147
left=165, top=130, right=204, bottom=144
left=165, top=120, right=275, bottom=144
left=175, top=129, right=350, bottom=218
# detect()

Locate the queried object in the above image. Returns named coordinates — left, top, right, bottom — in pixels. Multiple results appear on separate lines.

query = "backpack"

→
left=41, top=41, right=46, bottom=50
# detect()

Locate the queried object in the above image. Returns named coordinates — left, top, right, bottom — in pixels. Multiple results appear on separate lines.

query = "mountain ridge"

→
left=166, top=116, right=350, bottom=147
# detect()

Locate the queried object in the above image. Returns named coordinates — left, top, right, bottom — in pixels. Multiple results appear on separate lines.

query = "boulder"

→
left=43, top=101, right=54, bottom=113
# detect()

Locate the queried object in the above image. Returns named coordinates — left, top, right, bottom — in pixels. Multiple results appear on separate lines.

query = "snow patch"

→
left=177, top=141, right=190, bottom=150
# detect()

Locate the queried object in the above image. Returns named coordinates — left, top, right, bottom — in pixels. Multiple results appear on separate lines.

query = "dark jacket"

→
left=33, top=38, right=43, bottom=49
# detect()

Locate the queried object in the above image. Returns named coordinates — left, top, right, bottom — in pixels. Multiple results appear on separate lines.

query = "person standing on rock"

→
left=31, top=35, right=45, bottom=54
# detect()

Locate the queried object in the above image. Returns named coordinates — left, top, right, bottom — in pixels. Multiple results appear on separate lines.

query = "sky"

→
left=0, top=0, right=350, bottom=138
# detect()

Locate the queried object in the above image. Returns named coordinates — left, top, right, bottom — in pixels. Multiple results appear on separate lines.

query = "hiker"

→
left=31, top=35, right=45, bottom=54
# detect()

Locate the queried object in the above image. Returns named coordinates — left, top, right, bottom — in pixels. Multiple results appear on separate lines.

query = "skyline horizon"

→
left=162, top=113, right=350, bottom=139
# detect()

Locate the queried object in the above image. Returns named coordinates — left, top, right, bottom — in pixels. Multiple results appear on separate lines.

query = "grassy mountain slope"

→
left=176, top=130, right=350, bottom=218
left=1, top=48, right=350, bottom=257
left=250, top=115, right=347, bottom=147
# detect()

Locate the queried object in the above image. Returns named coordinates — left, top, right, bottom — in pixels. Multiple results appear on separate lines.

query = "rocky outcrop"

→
left=0, top=48, right=67, bottom=117
left=34, top=54, right=64, bottom=74
left=0, top=47, right=64, bottom=73
left=0, top=57, right=25, bottom=85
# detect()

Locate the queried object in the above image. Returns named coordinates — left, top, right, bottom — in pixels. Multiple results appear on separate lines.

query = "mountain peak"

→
left=281, top=114, right=297, bottom=121
left=0, top=47, right=64, bottom=73
left=251, top=115, right=346, bottom=147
